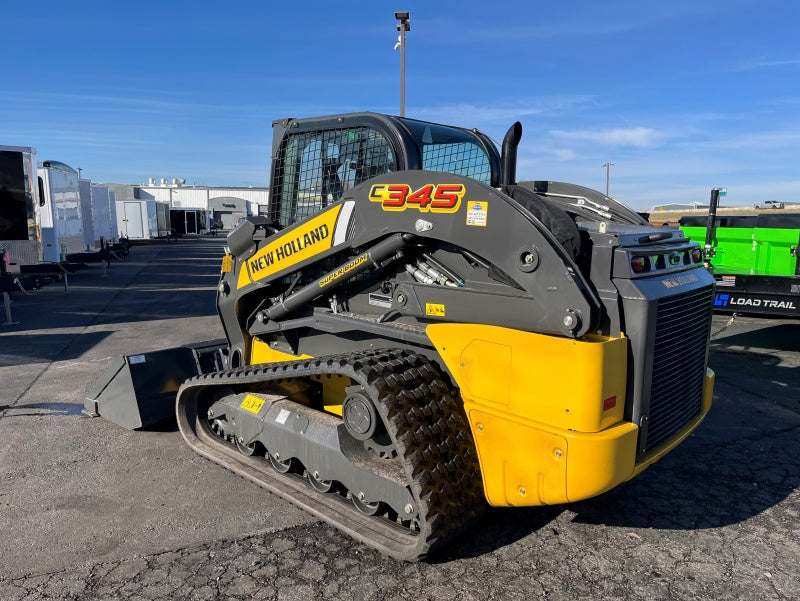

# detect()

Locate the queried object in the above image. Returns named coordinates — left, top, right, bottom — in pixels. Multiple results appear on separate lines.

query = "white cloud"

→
left=733, top=57, right=800, bottom=71
left=550, top=149, right=577, bottom=161
left=550, top=127, right=666, bottom=148
left=411, top=96, right=597, bottom=128
left=695, top=126, right=800, bottom=151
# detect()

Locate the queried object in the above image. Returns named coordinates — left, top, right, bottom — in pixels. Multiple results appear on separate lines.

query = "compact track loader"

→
left=86, top=112, right=716, bottom=560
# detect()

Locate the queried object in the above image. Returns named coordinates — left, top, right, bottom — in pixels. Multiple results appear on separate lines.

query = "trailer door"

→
left=122, top=201, right=145, bottom=238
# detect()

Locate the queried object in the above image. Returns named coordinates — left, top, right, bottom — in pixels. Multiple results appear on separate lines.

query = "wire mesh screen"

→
left=420, top=142, right=492, bottom=185
left=277, top=126, right=395, bottom=227
left=400, top=118, right=493, bottom=186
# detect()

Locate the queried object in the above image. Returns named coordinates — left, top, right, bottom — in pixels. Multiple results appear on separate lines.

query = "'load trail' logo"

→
left=715, top=293, right=796, bottom=310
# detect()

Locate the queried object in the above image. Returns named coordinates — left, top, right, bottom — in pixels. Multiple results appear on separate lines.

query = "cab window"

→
left=277, top=127, right=395, bottom=227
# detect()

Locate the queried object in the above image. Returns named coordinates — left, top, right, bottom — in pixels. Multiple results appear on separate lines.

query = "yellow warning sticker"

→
left=425, top=303, right=446, bottom=317
left=240, top=394, right=265, bottom=414
left=466, top=201, right=488, bottom=226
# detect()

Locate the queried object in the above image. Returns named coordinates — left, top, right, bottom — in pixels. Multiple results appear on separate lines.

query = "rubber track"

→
left=175, top=349, right=485, bottom=561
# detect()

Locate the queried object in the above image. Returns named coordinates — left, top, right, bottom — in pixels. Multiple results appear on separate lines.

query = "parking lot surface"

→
left=1, top=237, right=797, bottom=600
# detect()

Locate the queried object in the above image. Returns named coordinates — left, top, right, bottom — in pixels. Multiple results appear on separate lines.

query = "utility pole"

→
left=395, top=11, right=410, bottom=117
left=602, top=162, right=614, bottom=196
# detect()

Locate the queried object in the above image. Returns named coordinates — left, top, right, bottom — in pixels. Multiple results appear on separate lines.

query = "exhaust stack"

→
left=500, top=121, right=523, bottom=187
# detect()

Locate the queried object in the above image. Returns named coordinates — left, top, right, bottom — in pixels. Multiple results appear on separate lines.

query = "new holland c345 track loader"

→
left=86, top=112, right=715, bottom=561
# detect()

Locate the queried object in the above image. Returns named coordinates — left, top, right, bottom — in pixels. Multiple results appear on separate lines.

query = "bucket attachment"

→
left=84, top=341, right=226, bottom=429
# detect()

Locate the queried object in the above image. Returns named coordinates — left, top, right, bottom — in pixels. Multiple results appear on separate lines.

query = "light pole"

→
left=602, top=162, right=614, bottom=196
left=395, top=11, right=410, bottom=117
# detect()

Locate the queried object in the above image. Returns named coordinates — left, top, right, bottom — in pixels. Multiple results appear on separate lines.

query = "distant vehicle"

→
left=754, top=200, right=784, bottom=209
left=38, top=160, right=85, bottom=262
left=679, top=188, right=799, bottom=319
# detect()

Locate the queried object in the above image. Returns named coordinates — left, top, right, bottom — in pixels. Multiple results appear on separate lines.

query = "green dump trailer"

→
left=679, top=212, right=800, bottom=317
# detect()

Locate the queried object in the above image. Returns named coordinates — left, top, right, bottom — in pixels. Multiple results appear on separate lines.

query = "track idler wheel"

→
left=306, top=470, right=336, bottom=493
left=351, top=492, right=381, bottom=516
left=235, top=437, right=257, bottom=456
left=268, top=452, right=294, bottom=474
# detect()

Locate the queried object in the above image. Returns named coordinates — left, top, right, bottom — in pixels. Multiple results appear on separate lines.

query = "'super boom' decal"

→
left=368, top=183, right=465, bottom=213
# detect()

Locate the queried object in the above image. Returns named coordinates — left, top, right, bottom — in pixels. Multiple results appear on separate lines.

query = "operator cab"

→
left=269, top=113, right=501, bottom=229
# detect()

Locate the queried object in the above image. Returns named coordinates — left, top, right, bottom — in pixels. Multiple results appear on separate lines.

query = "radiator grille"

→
left=643, top=284, right=713, bottom=453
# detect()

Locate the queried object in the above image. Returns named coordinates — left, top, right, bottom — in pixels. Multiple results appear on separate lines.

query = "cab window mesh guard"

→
left=400, top=118, right=493, bottom=186
left=277, top=127, right=395, bottom=227
left=421, top=142, right=491, bottom=185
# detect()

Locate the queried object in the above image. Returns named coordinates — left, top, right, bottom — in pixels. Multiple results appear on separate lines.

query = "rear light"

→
left=631, top=256, right=649, bottom=273
left=691, top=248, right=702, bottom=263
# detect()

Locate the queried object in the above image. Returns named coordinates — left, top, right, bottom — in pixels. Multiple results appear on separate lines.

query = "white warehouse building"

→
left=138, top=180, right=270, bottom=230
left=101, top=180, right=270, bottom=232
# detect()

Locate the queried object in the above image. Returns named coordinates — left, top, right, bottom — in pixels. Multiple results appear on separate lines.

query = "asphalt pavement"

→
left=0, top=237, right=797, bottom=600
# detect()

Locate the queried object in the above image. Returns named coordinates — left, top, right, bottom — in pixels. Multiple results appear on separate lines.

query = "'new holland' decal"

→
left=237, top=202, right=353, bottom=289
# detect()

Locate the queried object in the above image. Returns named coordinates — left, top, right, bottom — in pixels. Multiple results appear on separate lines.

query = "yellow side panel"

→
left=459, top=340, right=511, bottom=405
left=469, top=408, right=567, bottom=506
left=468, top=406, right=638, bottom=506
left=427, top=323, right=627, bottom=433
left=427, top=323, right=631, bottom=507
left=563, top=421, right=638, bottom=502
left=310, top=374, right=349, bottom=416
left=250, top=338, right=312, bottom=364
left=249, top=339, right=346, bottom=416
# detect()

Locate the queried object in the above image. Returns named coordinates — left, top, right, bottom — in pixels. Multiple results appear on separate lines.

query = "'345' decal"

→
left=368, top=183, right=465, bottom=213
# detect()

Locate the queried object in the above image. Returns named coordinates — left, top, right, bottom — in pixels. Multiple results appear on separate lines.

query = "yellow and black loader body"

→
left=86, top=112, right=715, bottom=560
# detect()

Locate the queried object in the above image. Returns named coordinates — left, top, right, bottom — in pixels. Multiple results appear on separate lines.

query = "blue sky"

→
left=2, top=0, right=799, bottom=209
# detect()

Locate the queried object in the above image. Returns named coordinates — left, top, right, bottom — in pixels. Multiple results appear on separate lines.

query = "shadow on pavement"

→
left=710, top=322, right=800, bottom=353
left=433, top=505, right=565, bottom=562
left=0, top=331, right=112, bottom=367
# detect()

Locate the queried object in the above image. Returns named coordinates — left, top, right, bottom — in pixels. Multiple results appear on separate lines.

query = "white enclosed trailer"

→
left=78, top=178, right=95, bottom=248
left=0, top=145, right=41, bottom=265
left=89, top=184, right=118, bottom=245
left=116, top=198, right=159, bottom=240
left=37, top=160, right=84, bottom=262
left=155, top=201, right=171, bottom=237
